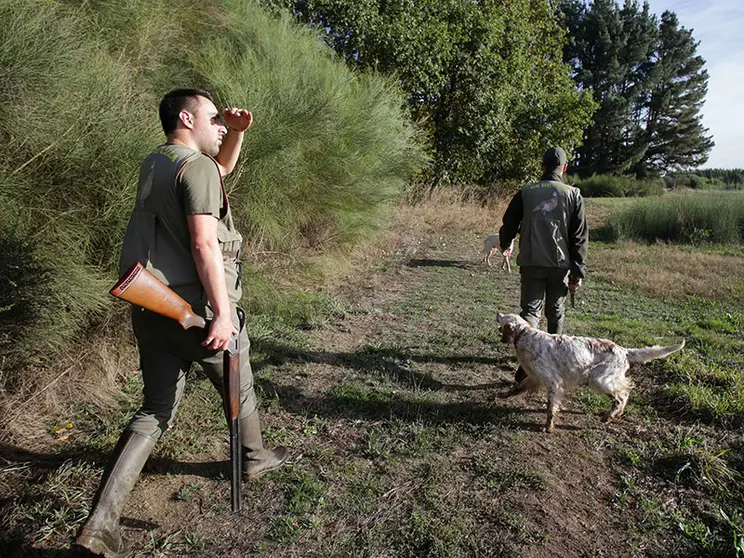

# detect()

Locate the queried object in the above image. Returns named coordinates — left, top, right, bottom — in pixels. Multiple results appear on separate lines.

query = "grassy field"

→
left=1, top=194, right=743, bottom=557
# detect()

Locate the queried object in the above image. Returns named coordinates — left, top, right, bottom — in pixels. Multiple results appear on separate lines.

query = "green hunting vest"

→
left=120, top=144, right=243, bottom=314
left=517, top=179, right=581, bottom=271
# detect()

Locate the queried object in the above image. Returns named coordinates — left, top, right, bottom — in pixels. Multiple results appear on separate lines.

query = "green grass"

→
left=1, top=460, right=96, bottom=547
left=269, top=464, right=326, bottom=543
left=3, top=223, right=743, bottom=557
left=608, top=191, right=744, bottom=244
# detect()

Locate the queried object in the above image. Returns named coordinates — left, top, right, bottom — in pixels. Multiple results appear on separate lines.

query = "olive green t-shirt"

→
left=120, top=143, right=243, bottom=309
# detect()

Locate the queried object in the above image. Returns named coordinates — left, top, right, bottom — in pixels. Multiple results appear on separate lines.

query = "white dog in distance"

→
left=480, top=234, right=514, bottom=272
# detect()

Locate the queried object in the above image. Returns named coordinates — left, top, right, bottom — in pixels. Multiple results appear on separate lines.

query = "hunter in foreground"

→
left=75, top=89, right=288, bottom=558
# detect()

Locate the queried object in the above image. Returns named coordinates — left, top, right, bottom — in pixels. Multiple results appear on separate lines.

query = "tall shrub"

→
left=609, top=193, right=744, bottom=244
left=185, top=0, right=425, bottom=248
left=0, top=0, right=156, bottom=366
left=0, top=0, right=424, bottom=385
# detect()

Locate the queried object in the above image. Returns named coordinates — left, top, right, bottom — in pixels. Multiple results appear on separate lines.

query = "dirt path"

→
left=4, top=231, right=672, bottom=557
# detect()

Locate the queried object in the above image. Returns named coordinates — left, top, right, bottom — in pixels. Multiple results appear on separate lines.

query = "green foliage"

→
left=699, top=168, right=744, bottom=187
left=0, top=224, right=53, bottom=374
left=640, top=11, right=714, bottom=172
left=0, top=0, right=142, bottom=371
left=191, top=0, right=425, bottom=247
left=0, top=0, right=423, bottom=385
left=571, top=173, right=665, bottom=197
left=561, top=0, right=713, bottom=176
left=263, top=0, right=596, bottom=186
left=666, top=170, right=744, bottom=191
left=608, top=192, right=744, bottom=244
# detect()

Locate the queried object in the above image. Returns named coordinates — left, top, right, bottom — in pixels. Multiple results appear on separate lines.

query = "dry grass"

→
left=591, top=241, right=744, bottom=304
left=246, top=189, right=511, bottom=292
left=585, top=197, right=744, bottom=304
left=395, top=188, right=510, bottom=235
left=2, top=318, right=139, bottom=447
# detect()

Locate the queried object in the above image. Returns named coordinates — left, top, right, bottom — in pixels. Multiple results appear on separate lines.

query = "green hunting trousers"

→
left=519, top=266, right=570, bottom=335
left=127, top=306, right=257, bottom=443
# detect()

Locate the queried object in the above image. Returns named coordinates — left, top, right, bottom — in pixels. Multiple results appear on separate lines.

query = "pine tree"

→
left=562, top=0, right=657, bottom=175
left=638, top=11, right=714, bottom=173
left=562, top=1, right=713, bottom=176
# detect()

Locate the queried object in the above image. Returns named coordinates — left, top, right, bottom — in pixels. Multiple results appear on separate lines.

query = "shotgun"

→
left=110, top=262, right=242, bottom=511
left=223, top=333, right=242, bottom=512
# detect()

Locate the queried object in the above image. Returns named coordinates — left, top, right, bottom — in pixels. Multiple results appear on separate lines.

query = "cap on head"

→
left=542, top=146, right=568, bottom=169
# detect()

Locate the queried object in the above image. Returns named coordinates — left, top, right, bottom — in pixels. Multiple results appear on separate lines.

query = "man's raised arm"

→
left=215, top=108, right=253, bottom=176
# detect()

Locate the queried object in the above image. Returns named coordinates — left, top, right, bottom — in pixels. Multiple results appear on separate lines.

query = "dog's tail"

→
left=626, top=339, right=685, bottom=364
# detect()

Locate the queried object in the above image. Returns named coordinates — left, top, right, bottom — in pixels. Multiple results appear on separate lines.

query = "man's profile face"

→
left=191, top=95, right=226, bottom=156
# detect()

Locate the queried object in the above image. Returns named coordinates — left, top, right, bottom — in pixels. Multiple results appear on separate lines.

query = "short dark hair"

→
left=158, top=88, right=215, bottom=135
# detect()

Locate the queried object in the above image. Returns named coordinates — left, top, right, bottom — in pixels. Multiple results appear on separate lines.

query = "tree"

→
left=637, top=11, right=713, bottom=173
left=561, top=0, right=713, bottom=176
left=263, top=0, right=596, bottom=187
left=561, top=0, right=657, bottom=175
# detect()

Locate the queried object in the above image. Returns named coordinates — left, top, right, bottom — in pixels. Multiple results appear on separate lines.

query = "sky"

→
left=646, top=0, right=744, bottom=169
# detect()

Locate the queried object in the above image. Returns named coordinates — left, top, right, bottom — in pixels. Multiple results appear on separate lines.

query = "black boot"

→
left=241, top=411, right=288, bottom=481
left=514, top=366, right=527, bottom=383
left=75, top=431, right=156, bottom=558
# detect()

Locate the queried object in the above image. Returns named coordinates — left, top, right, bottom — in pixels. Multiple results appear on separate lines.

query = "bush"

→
left=0, top=0, right=424, bottom=387
left=0, top=0, right=150, bottom=376
left=608, top=193, right=744, bottom=244
left=666, top=170, right=744, bottom=191
left=571, top=174, right=665, bottom=197
left=189, top=0, right=425, bottom=248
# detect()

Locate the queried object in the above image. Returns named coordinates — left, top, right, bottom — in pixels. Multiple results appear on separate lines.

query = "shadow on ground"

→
left=406, top=258, right=473, bottom=268
left=253, top=340, right=514, bottom=393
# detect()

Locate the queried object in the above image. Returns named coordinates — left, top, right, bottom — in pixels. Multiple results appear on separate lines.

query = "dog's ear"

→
left=500, top=323, right=516, bottom=344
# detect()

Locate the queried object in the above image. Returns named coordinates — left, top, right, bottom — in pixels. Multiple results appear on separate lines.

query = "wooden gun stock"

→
left=110, top=262, right=206, bottom=330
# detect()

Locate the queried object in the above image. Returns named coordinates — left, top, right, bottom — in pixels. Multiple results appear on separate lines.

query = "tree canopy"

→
left=561, top=0, right=713, bottom=176
left=263, top=0, right=597, bottom=186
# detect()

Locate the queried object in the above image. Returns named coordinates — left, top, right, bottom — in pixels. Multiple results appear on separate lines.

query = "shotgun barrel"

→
left=224, top=334, right=242, bottom=512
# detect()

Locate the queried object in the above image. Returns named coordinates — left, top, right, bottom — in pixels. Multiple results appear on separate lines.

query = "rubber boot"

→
left=75, top=431, right=156, bottom=558
left=241, top=411, right=288, bottom=481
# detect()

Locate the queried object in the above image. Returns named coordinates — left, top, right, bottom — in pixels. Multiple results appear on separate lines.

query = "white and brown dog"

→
left=496, top=313, right=684, bottom=433
left=480, top=234, right=514, bottom=272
